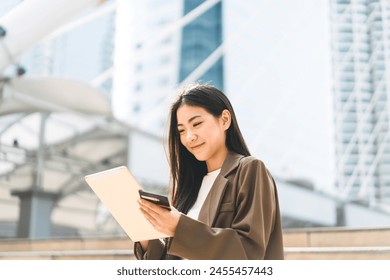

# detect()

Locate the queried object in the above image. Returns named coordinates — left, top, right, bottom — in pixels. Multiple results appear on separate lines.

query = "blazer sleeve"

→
left=168, top=158, right=280, bottom=259
left=133, top=239, right=166, bottom=260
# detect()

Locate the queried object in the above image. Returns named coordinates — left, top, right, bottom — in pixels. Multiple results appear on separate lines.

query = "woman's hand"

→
left=138, top=199, right=181, bottom=237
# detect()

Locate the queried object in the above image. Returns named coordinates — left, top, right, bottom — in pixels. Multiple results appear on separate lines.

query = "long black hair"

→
left=168, top=84, right=250, bottom=214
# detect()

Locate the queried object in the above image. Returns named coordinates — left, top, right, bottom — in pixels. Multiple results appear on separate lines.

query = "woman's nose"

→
left=186, top=130, right=196, bottom=142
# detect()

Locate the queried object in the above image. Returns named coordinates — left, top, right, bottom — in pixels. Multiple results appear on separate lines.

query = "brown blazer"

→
left=134, top=151, right=284, bottom=260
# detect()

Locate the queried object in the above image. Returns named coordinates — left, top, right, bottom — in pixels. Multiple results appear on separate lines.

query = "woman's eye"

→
left=178, top=130, right=185, bottom=134
left=193, top=122, right=203, bottom=127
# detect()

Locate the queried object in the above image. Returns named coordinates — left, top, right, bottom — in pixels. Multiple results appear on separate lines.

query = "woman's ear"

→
left=221, top=109, right=232, bottom=131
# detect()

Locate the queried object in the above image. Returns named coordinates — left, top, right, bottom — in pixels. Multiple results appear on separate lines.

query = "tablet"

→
left=85, top=166, right=170, bottom=241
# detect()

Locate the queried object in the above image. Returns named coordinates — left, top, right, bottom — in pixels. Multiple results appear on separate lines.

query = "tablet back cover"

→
left=85, top=166, right=169, bottom=241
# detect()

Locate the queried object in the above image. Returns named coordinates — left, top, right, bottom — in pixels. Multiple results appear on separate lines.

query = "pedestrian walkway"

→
left=284, top=226, right=390, bottom=259
left=0, top=226, right=389, bottom=259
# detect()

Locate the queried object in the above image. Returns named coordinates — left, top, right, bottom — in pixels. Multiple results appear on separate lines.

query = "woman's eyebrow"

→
left=177, top=115, right=202, bottom=126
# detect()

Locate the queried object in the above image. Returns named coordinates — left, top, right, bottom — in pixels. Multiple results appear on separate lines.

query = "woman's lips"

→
left=191, top=143, right=205, bottom=151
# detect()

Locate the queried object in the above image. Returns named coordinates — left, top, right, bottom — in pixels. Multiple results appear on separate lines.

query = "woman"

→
left=135, top=84, right=284, bottom=260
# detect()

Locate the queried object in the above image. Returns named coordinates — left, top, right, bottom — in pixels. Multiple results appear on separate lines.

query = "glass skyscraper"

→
left=179, top=0, right=223, bottom=90
left=331, top=0, right=390, bottom=205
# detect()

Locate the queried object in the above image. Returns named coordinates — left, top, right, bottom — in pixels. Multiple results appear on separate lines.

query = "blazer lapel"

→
left=197, top=151, right=245, bottom=225
left=198, top=175, right=228, bottom=225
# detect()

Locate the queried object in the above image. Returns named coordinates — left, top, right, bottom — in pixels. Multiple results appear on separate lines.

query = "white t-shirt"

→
left=187, top=168, right=221, bottom=220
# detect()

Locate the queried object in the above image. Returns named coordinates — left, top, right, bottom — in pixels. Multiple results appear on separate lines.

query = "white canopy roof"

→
left=0, top=76, right=112, bottom=116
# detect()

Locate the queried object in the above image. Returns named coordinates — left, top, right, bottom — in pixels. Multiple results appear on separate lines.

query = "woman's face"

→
left=176, top=104, right=230, bottom=171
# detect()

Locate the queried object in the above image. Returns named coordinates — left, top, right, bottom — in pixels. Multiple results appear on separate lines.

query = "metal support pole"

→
left=11, top=113, right=57, bottom=238
left=33, top=113, right=48, bottom=191
left=11, top=189, right=57, bottom=239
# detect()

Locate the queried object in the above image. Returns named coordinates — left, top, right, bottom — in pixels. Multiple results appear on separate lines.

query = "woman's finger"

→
left=139, top=199, right=170, bottom=215
left=140, top=207, right=157, bottom=225
left=139, top=200, right=169, bottom=226
left=139, top=198, right=159, bottom=210
left=140, top=207, right=169, bottom=234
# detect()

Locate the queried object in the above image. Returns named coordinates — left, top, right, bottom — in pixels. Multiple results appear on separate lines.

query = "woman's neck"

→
left=206, top=148, right=228, bottom=172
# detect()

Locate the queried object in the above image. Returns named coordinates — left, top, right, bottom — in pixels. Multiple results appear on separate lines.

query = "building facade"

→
left=179, top=0, right=223, bottom=90
left=330, top=0, right=390, bottom=205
